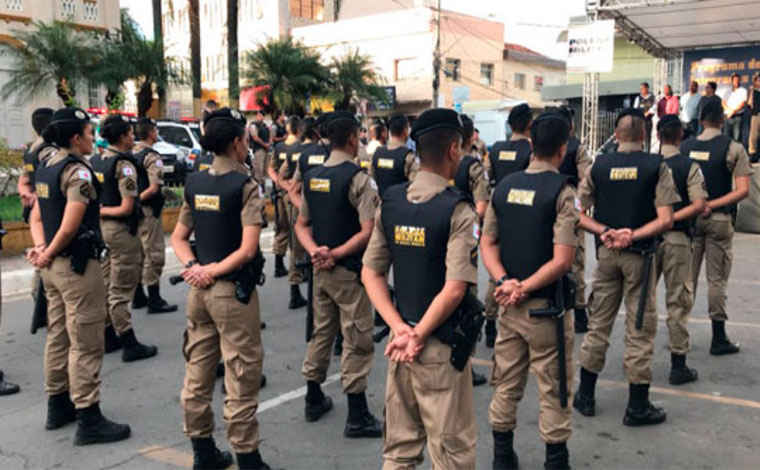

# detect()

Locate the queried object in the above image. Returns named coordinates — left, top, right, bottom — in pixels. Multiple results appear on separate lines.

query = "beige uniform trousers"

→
left=578, top=246, right=658, bottom=384
left=382, top=337, right=476, bottom=470
left=42, top=257, right=106, bottom=408
left=484, top=278, right=499, bottom=321
left=301, top=265, right=374, bottom=394
left=181, top=281, right=264, bottom=454
left=749, top=115, right=760, bottom=155
left=572, top=235, right=587, bottom=308
left=287, top=200, right=306, bottom=285
left=690, top=215, right=733, bottom=321
left=101, top=220, right=141, bottom=334
left=137, top=213, right=166, bottom=287
left=272, top=192, right=290, bottom=257
left=252, top=149, right=268, bottom=185
left=656, top=231, right=695, bottom=354
left=489, top=298, right=574, bottom=443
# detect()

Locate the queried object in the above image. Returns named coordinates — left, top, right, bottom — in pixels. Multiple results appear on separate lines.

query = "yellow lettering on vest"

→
left=309, top=178, right=330, bottom=193
left=499, top=151, right=517, bottom=161
left=360, top=160, right=370, bottom=169
left=448, top=179, right=455, bottom=186
left=308, top=155, right=325, bottom=165
left=690, top=151, right=710, bottom=161
left=194, top=194, right=220, bottom=211
left=199, top=164, right=211, bottom=171
left=394, top=225, right=426, bottom=247
left=610, top=167, right=638, bottom=180
left=506, top=188, right=535, bottom=206
left=35, top=182, right=49, bottom=198
left=292, top=153, right=301, bottom=161
left=95, top=172, right=105, bottom=183
left=24, top=163, right=34, bottom=172
left=278, top=152, right=287, bottom=160
left=377, top=158, right=394, bottom=169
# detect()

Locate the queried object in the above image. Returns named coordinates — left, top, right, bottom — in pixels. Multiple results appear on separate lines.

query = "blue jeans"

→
left=723, top=114, right=743, bottom=141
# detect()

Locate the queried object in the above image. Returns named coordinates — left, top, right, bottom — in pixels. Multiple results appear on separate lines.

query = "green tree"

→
left=227, top=0, right=240, bottom=108
left=189, top=0, right=202, bottom=117
left=243, top=37, right=328, bottom=115
left=327, top=49, right=388, bottom=110
left=0, top=20, right=100, bottom=107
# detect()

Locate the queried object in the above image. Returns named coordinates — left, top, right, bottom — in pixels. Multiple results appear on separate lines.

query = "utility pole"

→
left=432, top=0, right=441, bottom=107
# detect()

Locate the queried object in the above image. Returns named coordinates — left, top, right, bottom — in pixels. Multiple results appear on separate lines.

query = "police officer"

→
left=556, top=106, right=593, bottom=334
left=294, top=110, right=382, bottom=437
left=480, top=113, right=578, bottom=470
left=364, top=118, right=387, bottom=165
left=193, top=151, right=214, bottom=172
left=680, top=101, right=752, bottom=355
left=269, top=115, right=298, bottom=279
left=249, top=110, right=271, bottom=185
left=362, top=108, right=478, bottom=469
left=655, top=114, right=707, bottom=384
left=172, top=108, right=272, bottom=470
left=29, top=107, right=130, bottom=444
left=574, top=108, right=679, bottom=426
left=371, top=114, right=419, bottom=197
left=271, top=110, right=287, bottom=146
left=485, top=103, right=533, bottom=186
left=131, top=117, right=177, bottom=314
left=0, top=214, right=19, bottom=396
left=91, top=114, right=158, bottom=362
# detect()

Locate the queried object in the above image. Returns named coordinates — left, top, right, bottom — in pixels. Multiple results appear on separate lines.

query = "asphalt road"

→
left=0, top=232, right=759, bottom=470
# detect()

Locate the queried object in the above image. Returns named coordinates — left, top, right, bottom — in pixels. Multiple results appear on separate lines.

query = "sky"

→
left=120, top=0, right=588, bottom=60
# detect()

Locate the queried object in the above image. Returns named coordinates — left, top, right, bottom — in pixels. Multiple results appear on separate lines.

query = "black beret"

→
left=657, top=114, right=681, bottom=132
left=701, top=100, right=723, bottom=121
left=556, top=105, right=574, bottom=125
left=50, top=107, right=90, bottom=125
left=507, top=103, right=531, bottom=126
left=326, top=110, right=360, bottom=128
left=531, top=113, right=570, bottom=136
left=410, top=108, right=463, bottom=141
left=137, top=117, right=157, bottom=126
left=32, top=108, right=54, bottom=118
left=102, top=113, right=130, bottom=127
left=615, top=107, right=645, bottom=127
left=203, top=108, right=246, bottom=128
left=388, top=113, right=407, bottom=125
left=315, top=112, right=331, bottom=128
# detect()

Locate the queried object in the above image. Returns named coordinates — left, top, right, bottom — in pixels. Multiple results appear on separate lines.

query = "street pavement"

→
left=0, top=231, right=759, bottom=469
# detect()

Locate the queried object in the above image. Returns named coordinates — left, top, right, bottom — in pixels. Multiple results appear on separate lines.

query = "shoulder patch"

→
left=370, top=178, right=378, bottom=191
left=122, top=166, right=134, bottom=177
left=125, top=179, right=136, bottom=191
left=574, top=196, right=582, bottom=211
left=473, top=222, right=481, bottom=240
left=77, top=170, right=92, bottom=182
left=155, top=159, right=163, bottom=168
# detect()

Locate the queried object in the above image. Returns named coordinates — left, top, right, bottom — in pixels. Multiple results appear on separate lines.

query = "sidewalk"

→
left=1, top=229, right=275, bottom=302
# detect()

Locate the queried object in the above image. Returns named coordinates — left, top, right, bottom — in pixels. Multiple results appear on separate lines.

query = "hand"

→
left=493, top=279, right=520, bottom=306
left=385, top=330, right=424, bottom=363
left=182, top=263, right=215, bottom=288
left=26, top=246, right=43, bottom=265
left=20, top=191, right=36, bottom=208
left=311, top=246, right=334, bottom=272
left=33, top=249, right=53, bottom=268
left=506, top=285, right=528, bottom=307
left=701, top=204, right=712, bottom=218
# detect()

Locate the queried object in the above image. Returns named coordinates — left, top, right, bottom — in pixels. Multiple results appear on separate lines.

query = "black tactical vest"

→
left=372, top=146, right=410, bottom=197
left=488, top=139, right=532, bottom=184
left=134, top=148, right=166, bottom=214
left=679, top=136, right=733, bottom=210
left=35, top=155, right=101, bottom=246
left=298, top=142, right=329, bottom=176
left=193, top=152, right=214, bottom=171
left=303, top=161, right=363, bottom=272
left=251, top=122, right=270, bottom=151
left=24, top=142, right=57, bottom=189
left=453, top=155, right=478, bottom=197
left=273, top=141, right=301, bottom=177
left=558, top=135, right=580, bottom=186
left=90, top=152, right=131, bottom=207
left=753, top=89, right=760, bottom=115
left=591, top=151, right=661, bottom=249
left=662, top=153, right=694, bottom=234
left=492, top=171, right=568, bottom=299
left=381, top=183, right=470, bottom=341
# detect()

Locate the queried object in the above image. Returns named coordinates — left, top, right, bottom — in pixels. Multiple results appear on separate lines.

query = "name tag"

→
left=94, top=172, right=105, bottom=183
left=292, top=152, right=301, bottom=162
left=309, top=178, right=330, bottom=193
left=308, top=155, right=324, bottom=165
left=36, top=182, right=49, bottom=198
left=199, top=164, right=210, bottom=171
left=499, top=151, right=517, bottom=161
left=377, top=158, right=394, bottom=169
left=24, top=163, right=34, bottom=172
left=448, top=178, right=455, bottom=186
left=690, top=151, right=710, bottom=161
left=360, top=160, right=370, bottom=169
left=394, top=225, right=426, bottom=247
left=194, top=194, right=220, bottom=211
left=610, top=167, right=638, bottom=180
left=507, top=188, right=535, bottom=206
left=278, top=152, right=287, bottom=161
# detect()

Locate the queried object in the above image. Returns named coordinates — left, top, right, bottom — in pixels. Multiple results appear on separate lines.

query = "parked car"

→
left=156, top=121, right=203, bottom=170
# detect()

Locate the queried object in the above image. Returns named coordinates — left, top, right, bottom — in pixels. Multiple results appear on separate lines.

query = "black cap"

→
left=32, top=108, right=54, bottom=119
left=102, top=113, right=130, bottom=127
left=137, top=117, right=156, bottom=126
left=410, top=108, right=463, bottom=141
left=50, top=107, right=90, bottom=125
left=203, top=108, right=246, bottom=129
left=507, top=103, right=531, bottom=127
left=388, top=113, right=407, bottom=125
left=700, top=100, right=723, bottom=121
left=615, top=107, right=645, bottom=127
left=531, top=113, right=570, bottom=135
left=326, top=110, right=360, bottom=128
left=657, top=114, right=681, bottom=132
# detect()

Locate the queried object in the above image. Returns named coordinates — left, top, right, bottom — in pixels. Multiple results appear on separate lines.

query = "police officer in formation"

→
left=28, top=107, right=131, bottom=445
left=91, top=114, right=158, bottom=361
left=249, top=109, right=271, bottom=185
left=132, top=117, right=177, bottom=314
left=294, top=110, right=382, bottom=437
left=371, top=114, right=419, bottom=197
left=171, top=108, right=271, bottom=470
left=362, top=108, right=479, bottom=470
left=481, top=112, right=578, bottom=470
left=269, top=115, right=300, bottom=279
left=679, top=100, right=752, bottom=355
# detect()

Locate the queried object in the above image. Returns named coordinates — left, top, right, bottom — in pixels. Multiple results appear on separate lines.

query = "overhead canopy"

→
left=596, top=0, right=760, bottom=57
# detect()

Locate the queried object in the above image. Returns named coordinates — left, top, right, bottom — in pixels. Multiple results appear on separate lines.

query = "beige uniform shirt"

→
left=133, top=142, right=165, bottom=217
left=575, top=140, right=592, bottom=185
left=101, top=148, right=138, bottom=199
left=26, top=137, right=58, bottom=179
left=298, top=149, right=378, bottom=223
left=483, top=159, right=579, bottom=247
left=661, top=144, right=709, bottom=203
left=369, top=140, right=419, bottom=181
left=355, top=145, right=372, bottom=170
left=483, top=134, right=531, bottom=180
left=178, top=156, right=264, bottom=229
left=363, top=171, right=479, bottom=284
left=39, top=149, right=98, bottom=204
left=461, top=150, right=490, bottom=203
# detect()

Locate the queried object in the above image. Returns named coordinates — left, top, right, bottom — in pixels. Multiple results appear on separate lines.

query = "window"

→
left=83, top=1, right=98, bottom=21
left=534, top=75, right=544, bottom=91
left=290, top=0, right=324, bottom=20
left=395, top=58, right=424, bottom=81
left=480, top=63, right=493, bottom=86
left=88, top=81, right=99, bottom=108
left=445, top=58, right=460, bottom=82
left=5, top=0, right=23, bottom=12
left=514, top=73, right=526, bottom=90
left=61, top=0, right=75, bottom=18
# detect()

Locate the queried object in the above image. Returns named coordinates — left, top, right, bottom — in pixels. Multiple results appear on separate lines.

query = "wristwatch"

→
left=495, top=274, right=509, bottom=287
left=185, top=259, right=199, bottom=269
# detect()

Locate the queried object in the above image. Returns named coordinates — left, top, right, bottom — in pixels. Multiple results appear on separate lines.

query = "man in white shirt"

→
left=723, top=73, right=748, bottom=142
left=680, top=80, right=701, bottom=136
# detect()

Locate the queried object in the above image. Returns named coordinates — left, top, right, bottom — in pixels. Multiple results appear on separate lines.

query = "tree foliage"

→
left=327, top=49, right=388, bottom=111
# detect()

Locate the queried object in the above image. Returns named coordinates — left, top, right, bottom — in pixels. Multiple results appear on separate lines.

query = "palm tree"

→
left=0, top=20, right=99, bottom=107
left=188, top=0, right=202, bottom=117
left=242, top=37, right=328, bottom=115
left=227, top=0, right=239, bottom=109
left=327, top=49, right=388, bottom=111
left=152, top=0, right=166, bottom=116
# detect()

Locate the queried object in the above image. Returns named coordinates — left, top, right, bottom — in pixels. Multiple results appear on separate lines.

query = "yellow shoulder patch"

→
left=24, top=163, right=34, bottom=172
left=394, top=225, right=426, bottom=247
left=35, top=182, right=49, bottom=198
left=360, top=160, right=370, bottom=169
left=609, top=167, right=638, bottom=180
left=507, top=188, right=535, bottom=206
left=292, top=152, right=301, bottom=161
left=278, top=152, right=287, bottom=160
left=194, top=194, right=220, bottom=211
left=499, top=150, right=517, bottom=161
left=94, top=172, right=105, bottom=183
left=199, top=163, right=211, bottom=171
left=690, top=151, right=710, bottom=161
left=309, top=178, right=330, bottom=193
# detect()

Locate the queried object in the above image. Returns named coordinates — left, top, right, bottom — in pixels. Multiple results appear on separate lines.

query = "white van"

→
left=461, top=99, right=527, bottom=148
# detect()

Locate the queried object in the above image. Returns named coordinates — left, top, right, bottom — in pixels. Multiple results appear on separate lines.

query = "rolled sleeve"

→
left=687, top=162, right=708, bottom=202
left=445, top=202, right=479, bottom=284
left=578, top=166, right=595, bottom=209
left=727, top=141, right=753, bottom=178
left=61, top=163, right=97, bottom=204
left=241, top=180, right=264, bottom=227
left=145, top=152, right=164, bottom=186
left=116, top=161, right=138, bottom=198
left=178, top=201, right=193, bottom=230
left=349, top=171, right=379, bottom=223
left=655, top=162, right=682, bottom=207
left=553, top=185, right=580, bottom=247
left=483, top=203, right=498, bottom=238
left=361, top=207, right=392, bottom=274
left=469, top=159, right=490, bottom=203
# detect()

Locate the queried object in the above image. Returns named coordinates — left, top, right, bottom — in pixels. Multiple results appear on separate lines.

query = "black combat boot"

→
left=472, top=366, right=488, bottom=386
left=73, top=402, right=131, bottom=446
left=274, top=255, right=288, bottom=278
left=485, top=319, right=497, bottom=348
left=574, top=308, right=588, bottom=334
left=344, top=392, right=382, bottom=438
left=45, top=391, right=77, bottom=430
left=493, top=430, right=519, bottom=470
left=288, top=284, right=307, bottom=309
left=710, top=320, right=740, bottom=355
left=572, top=368, right=597, bottom=417
left=304, top=380, right=333, bottom=422
left=333, top=332, right=343, bottom=356
left=216, top=361, right=225, bottom=378
left=191, top=437, right=233, bottom=470
left=236, top=450, right=271, bottom=470
left=623, top=383, right=666, bottom=426
left=544, top=442, right=570, bottom=470
left=668, top=354, right=698, bottom=385
left=120, top=329, right=158, bottom=362
left=131, top=283, right=148, bottom=309
left=147, top=284, right=178, bottom=314
left=0, top=369, right=20, bottom=396
left=104, top=325, right=122, bottom=353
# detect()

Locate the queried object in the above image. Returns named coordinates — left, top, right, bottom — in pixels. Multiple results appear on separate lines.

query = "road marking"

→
left=471, top=357, right=492, bottom=367
left=259, top=372, right=340, bottom=413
